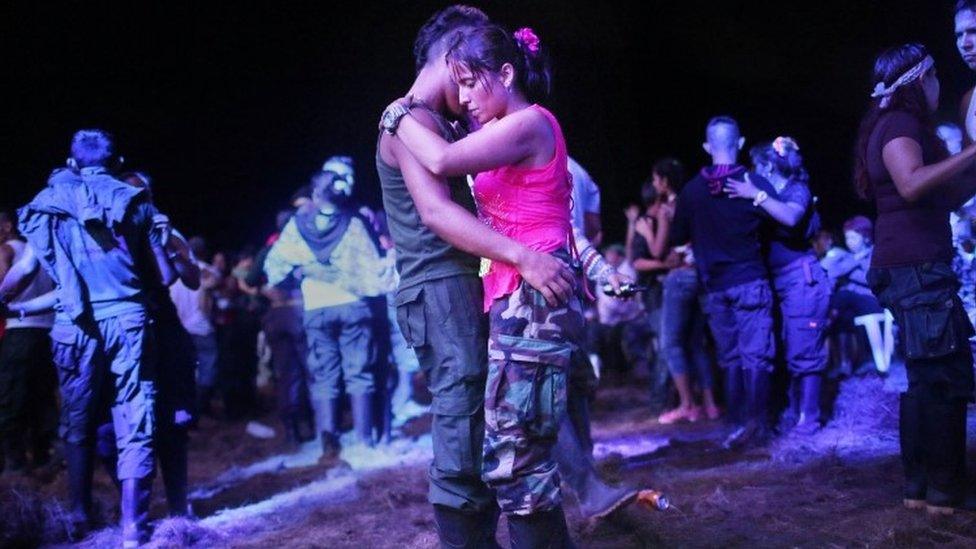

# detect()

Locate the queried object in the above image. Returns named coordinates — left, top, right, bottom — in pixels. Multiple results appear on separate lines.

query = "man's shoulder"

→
left=679, top=174, right=707, bottom=197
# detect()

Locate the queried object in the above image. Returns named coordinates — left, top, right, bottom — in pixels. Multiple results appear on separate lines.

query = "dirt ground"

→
left=4, top=374, right=976, bottom=548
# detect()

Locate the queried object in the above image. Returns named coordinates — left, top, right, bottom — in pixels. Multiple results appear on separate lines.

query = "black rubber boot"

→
left=507, top=506, right=574, bottom=549
left=793, top=374, right=823, bottom=435
left=374, top=387, right=393, bottom=445
left=555, top=416, right=636, bottom=519
left=836, top=332, right=855, bottom=378
left=351, top=392, right=376, bottom=448
left=160, top=430, right=190, bottom=517
left=433, top=504, right=500, bottom=548
left=62, top=442, right=95, bottom=538
left=315, top=397, right=342, bottom=464
left=94, top=422, right=121, bottom=492
left=899, top=389, right=926, bottom=507
left=120, top=477, right=152, bottom=548
left=782, top=375, right=801, bottom=429
left=724, top=365, right=745, bottom=427
left=724, top=368, right=771, bottom=449
left=922, top=392, right=967, bottom=511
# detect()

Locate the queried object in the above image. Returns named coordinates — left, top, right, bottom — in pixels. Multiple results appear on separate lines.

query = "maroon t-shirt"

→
left=867, top=111, right=954, bottom=268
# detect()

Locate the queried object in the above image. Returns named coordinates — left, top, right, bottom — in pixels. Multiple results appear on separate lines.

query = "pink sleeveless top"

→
left=473, top=105, right=572, bottom=311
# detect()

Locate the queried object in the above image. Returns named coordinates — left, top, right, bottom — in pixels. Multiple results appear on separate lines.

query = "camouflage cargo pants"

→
left=483, top=280, right=585, bottom=515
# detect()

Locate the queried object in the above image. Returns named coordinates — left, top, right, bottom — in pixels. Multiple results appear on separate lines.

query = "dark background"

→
left=3, top=1, right=971, bottom=252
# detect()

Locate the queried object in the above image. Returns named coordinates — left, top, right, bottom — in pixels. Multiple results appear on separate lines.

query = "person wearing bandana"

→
left=668, top=116, right=778, bottom=450
left=264, top=169, right=393, bottom=461
left=956, top=1, right=976, bottom=143
left=855, top=43, right=976, bottom=514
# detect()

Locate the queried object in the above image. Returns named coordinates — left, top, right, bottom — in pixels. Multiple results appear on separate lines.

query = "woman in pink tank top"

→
left=388, top=24, right=585, bottom=543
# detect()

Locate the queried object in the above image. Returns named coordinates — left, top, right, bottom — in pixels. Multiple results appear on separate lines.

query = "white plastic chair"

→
left=853, top=309, right=895, bottom=373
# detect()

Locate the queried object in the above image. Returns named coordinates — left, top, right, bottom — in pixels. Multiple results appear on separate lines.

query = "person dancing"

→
left=726, top=138, right=830, bottom=435
left=855, top=43, right=976, bottom=514
left=383, top=24, right=582, bottom=546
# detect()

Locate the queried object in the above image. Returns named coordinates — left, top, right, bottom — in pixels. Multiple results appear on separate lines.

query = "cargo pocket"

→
left=395, top=285, right=427, bottom=348
left=486, top=334, right=570, bottom=440
left=897, top=291, right=962, bottom=360
left=50, top=324, right=81, bottom=374
left=737, top=281, right=772, bottom=311
left=430, top=387, right=483, bottom=475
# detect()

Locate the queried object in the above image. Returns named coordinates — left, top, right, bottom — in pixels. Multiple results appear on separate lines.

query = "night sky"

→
left=4, top=1, right=972, bottom=252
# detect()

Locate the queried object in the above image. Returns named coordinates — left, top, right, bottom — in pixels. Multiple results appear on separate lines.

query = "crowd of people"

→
left=4, top=2, right=976, bottom=548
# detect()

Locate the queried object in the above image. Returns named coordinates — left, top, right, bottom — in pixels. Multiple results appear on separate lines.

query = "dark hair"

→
left=640, top=179, right=658, bottom=207
left=70, top=129, right=115, bottom=168
left=413, top=5, right=489, bottom=72
left=651, top=157, right=685, bottom=193
left=447, top=24, right=552, bottom=103
left=843, top=215, right=874, bottom=241
left=853, top=43, right=934, bottom=199
left=188, top=236, right=209, bottom=261
left=749, top=139, right=809, bottom=186
left=956, top=1, right=976, bottom=15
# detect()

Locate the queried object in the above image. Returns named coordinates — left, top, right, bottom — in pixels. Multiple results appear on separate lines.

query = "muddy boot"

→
left=62, top=442, right=95, bottom=538
left=555, top=416, right=636, bottom=519
left=120, top=477, right=152, bottom=548
left=433, top=504, right=500, bottom=548
left=793, top=374, right=822, bottom=435
left=508, top=507, right=574, bottom=549
left=350, top=392, right=375, bottom=448
left=899, top=389, right=926, bottom=508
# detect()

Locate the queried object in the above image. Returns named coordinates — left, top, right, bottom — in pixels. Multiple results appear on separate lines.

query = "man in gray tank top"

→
left=376, top=6, right=576, bottom=548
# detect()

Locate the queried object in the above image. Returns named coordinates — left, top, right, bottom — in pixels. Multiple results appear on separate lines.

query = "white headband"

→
left=870, top=55, right=934, bottom=108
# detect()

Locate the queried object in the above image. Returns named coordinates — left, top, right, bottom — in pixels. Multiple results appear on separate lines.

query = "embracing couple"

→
left=376, top=5, right=634, bottom=549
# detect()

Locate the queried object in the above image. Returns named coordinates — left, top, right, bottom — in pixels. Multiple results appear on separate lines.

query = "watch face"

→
left=382, top=109, right=395, bottom=130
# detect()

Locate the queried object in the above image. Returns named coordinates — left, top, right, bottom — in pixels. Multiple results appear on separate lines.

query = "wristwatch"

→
left=753, top=190, right=769, bottom=207
left=380, top=102, right=412, bottom=135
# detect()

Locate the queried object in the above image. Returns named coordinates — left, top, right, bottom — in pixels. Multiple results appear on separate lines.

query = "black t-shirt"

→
left=669, top=165, right=776, bottom=291
left=867, top=111, right=953, bottom=268
left=765, top=181, right=819, bottom=271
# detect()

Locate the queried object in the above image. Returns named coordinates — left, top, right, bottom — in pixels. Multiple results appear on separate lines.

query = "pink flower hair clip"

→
left=772, top=136, right=799, bottom=157
left=514, top=27, right=541, bottom=55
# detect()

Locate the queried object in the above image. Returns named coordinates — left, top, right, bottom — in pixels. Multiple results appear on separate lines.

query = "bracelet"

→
left=753, top=190, right=769, bottom=207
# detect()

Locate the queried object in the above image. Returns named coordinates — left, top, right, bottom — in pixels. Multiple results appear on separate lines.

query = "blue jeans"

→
left=192, top=333, right=218, bottom=389
left=661, top=268, right=713, bottom=389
